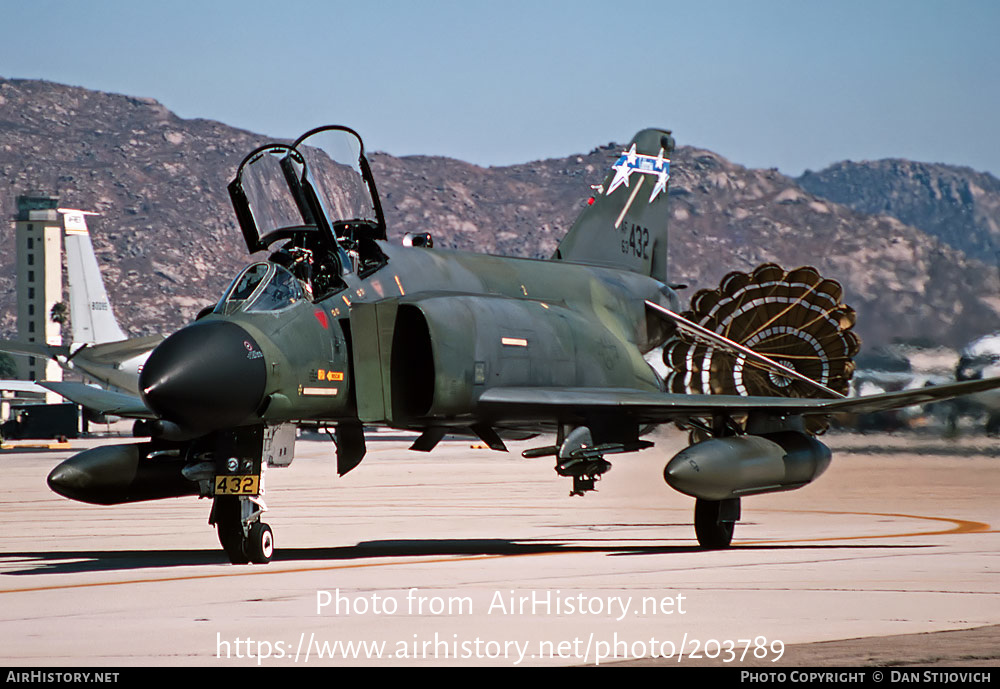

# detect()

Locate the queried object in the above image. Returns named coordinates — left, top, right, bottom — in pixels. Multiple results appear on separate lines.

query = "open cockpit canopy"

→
left=228, top=126, right=388, bottom=298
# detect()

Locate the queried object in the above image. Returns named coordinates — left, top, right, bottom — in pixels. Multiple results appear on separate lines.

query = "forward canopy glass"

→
left=214, top=262, right=306, bottom=315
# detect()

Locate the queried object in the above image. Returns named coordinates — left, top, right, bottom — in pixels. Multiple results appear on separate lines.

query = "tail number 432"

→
left=620, top=223, right=650, bottom=259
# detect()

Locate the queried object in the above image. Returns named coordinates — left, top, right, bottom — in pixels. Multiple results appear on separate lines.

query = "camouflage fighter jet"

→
left=43, top=126, right=1000, bottom=563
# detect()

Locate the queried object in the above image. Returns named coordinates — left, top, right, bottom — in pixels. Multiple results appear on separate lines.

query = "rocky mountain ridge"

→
left=0, top=77, right=997, bottom=348
left=798, top=159, right=1000, bottom=266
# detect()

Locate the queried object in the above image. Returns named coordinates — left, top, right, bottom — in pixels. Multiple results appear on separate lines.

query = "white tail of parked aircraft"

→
left=61, top=209, right=128, bottom=345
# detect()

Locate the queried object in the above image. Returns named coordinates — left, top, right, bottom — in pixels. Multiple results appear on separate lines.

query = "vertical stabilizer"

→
left=555, top=129, right=675, bottom=283
left=60, top=210, right=128, bottom=344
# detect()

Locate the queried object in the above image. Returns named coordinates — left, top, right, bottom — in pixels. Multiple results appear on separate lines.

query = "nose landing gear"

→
left=212, top=495, right=274, bottom=564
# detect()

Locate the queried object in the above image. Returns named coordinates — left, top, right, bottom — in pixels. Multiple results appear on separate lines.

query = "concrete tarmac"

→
left=1, top=428, right=998, bottom=667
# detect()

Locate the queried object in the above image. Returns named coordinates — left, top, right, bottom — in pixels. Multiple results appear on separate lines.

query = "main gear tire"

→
left=694, top=498, right=735, bottom=550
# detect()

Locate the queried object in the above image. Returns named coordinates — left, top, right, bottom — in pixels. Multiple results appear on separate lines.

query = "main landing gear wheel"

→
left=694, top=498, right=739, bottom=549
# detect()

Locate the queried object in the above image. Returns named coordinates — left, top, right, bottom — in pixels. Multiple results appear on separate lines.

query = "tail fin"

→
left=60, top=209, right=128, bottom=344
left=555, top=128, right=675, bottom=282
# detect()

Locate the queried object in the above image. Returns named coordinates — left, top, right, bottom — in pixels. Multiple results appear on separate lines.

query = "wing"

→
left=0, top=340, right=71, bottom=359
left=39, top=381, right=155, bottom=418
left=70, top=335, right=163, bottom=364
left=0, top=380, right=51, bottom=395
left=0, top=336, right=160, bottom=364
left=477, top=377, right=1000, bottom=424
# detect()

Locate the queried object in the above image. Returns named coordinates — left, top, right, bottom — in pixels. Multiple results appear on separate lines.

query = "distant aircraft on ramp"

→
left=953, top=332, right=1000, bottom=434
left=0, top=209, right=160, bottom=396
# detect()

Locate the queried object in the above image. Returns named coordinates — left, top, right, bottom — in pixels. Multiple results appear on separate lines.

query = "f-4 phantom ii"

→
left=44, top=126, right=1000, bottom=563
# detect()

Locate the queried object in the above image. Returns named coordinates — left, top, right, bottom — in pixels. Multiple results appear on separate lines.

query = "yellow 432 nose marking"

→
left=214, top=475, right=260, bottom=496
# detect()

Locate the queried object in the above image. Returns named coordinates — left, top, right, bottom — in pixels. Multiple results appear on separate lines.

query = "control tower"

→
left=14, top=193, right=64, bottom=398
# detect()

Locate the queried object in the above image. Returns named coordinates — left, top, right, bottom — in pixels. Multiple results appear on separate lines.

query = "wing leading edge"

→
left=39, top=381, right=154, bottom=418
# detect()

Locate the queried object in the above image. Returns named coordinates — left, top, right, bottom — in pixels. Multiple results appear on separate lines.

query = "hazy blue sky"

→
left=2, top=0, right=998, bottom=175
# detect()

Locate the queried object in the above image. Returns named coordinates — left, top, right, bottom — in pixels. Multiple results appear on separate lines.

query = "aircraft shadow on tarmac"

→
left=834, top=445, right=1000, bottom=457
left=1, top=538, right=931, bottom=576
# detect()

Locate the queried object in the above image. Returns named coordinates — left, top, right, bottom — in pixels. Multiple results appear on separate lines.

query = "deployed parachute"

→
left=663, top=264, right=860, bottom=407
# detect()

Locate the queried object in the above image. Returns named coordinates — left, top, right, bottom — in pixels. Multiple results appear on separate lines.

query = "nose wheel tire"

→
left=215, top=497, right=250, bottom=564
left=247, top=522, right=274, bottom=564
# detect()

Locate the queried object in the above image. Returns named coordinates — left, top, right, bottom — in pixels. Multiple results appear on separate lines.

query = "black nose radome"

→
left=139, top=320, right=266, bottom=432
